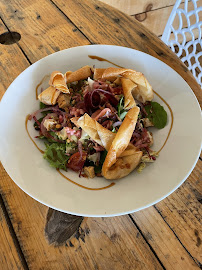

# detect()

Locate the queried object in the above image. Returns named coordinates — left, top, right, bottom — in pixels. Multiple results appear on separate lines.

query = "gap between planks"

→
left=0, top=13, right=167, bottom=269
left=0, top=194, right=29, bottom=270
left=48, top=0, right=93, bottom=44
left=0, top=3, right=201, bottom=268
left=0, top=15, right=32, bottom=65
left=128, top=214, right=166, bottom=270
left=153, top=205, right=202, bottom=268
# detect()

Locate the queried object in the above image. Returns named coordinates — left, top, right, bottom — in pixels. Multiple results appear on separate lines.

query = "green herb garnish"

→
left=118, top=95, right=128, bottom=120
left=144, top=101, right=167, bottom=129
left=40, top=102, right=51, bottom=116
left=40, top=102, right=47, bottom=109
left=43, top=142, right=69, bottom=170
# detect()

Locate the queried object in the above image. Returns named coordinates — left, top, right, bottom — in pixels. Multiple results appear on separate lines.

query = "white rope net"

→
left=162, top=0, right=202, bottom=88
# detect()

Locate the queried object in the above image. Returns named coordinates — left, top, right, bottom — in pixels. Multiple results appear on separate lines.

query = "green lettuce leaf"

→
left=40, top=102, right=51, bottom=116
left=144, top=101, right=167, bottom=129
left=40, top=102, right=47, bottom=109
left=43, top=142, right=69, bottom=170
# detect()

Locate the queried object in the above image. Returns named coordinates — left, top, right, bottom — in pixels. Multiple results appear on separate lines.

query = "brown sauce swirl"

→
left=153, top=90, right=174, bottom=154
left=57, top=169, right=115, bottom=190
left=25, top=114, right=44, bottom=154
left=88, top=55, right=123, bottom=68
left=88, top=55, right=174, bottom=153
left=28, top=61, right=173, bottom=190
left=26, top=115, right=115, bottom=191
left=35, top=75, right=50, bottom=100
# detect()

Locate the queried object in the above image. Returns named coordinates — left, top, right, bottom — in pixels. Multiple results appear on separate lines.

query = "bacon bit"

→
left=65, top=127, right=76, bottom=136
left=139, top=103, right=148, bottom=116
left=59, top=115, right=63, bottom=123
left=71, top=93, right=82, bottom=103
left=64, top=127, right=81, bottom=138
left=131, top=128, right=151, bottom=149
left=109, top=85, right=123, bottom=95
left=105, top=102, right=117, bottom=113
left=69, top=107, right=85, bottom=117
left=132, top=131, right=141, bottom=138
left=94, top=80, right=109, bottom=90
left=102, top=120, right=113, bottom=130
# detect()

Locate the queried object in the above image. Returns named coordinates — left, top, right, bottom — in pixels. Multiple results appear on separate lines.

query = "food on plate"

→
left=28, top=66, right=167, bottom=180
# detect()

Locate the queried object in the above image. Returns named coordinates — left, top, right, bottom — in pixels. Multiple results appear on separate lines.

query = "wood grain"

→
left=52, top=0, right=202, bottom=104
left=99, top=0, right=182, bottom=15
left=0, top=0, right=90, bottom=63
left=131, top=161, right=202, bottom=269
left=101, top=0, right=201, bottom=43
left=0, top=22, right=29, bottom=100
left=0, top=198, right=25, bottom=270
left=0, top=0, right=201, bottom=269
left=133, top=0, right=202, bottom=40
left=154, top=161, right=202, bottom=263
left=0, top=165, right=163, bottom=270
left=0, top=1, right=165, bottom=269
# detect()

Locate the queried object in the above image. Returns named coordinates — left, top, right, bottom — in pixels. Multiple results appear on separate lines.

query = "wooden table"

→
left=0, top=0, right=201, bottom=269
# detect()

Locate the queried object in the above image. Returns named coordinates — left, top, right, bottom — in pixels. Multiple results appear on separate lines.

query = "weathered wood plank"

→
left=51, top=0, right=202, bottom=104
left=0, top=23, right=30, bottom=100
left=155, top=161, right=202, bottom=262
left=99, top=0, right=181, bottom=15
left=0, top=0, right=90, bottom=63
left=0, top=163, right=163, bottom=270
left=0, top=25, right=27, bottom=266
left=131, top=161, right=202, bottom=268
left=0, top=198, right=25, bottom=270
left=0, top=1, right=165, bottom=269
left=101, top=0, right=201, bottom=43
left=0, top=0, right=201, bottom=269
left=133, top=0, right=202, bottom=41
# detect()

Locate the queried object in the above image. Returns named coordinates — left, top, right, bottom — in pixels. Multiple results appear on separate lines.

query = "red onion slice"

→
left=112, top=121, right=122, bottom=128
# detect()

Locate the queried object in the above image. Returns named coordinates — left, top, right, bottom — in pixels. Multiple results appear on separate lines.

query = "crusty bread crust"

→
left=49, top=71, right=69, bottom=94
left=38, top=86, right=61, bottom=105
left=101, top=67, right=154, bottom=103
left=93, top=68, right=106, bottom=80
left=102, top=106, right=143, bottom=180
left=71, top=114, right=115, bottom=151
left=65, top=66, right=92, bottom=83
left=71, top=108, right=143, bottom=180
left=121, top=77, right=137, bottom=109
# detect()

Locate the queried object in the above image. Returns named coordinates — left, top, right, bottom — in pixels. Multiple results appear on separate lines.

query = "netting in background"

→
left=162, top=0, right=202, bottom=87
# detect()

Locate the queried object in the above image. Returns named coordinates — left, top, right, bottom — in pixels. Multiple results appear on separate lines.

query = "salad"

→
left=28, top=66, right=167, bottom=180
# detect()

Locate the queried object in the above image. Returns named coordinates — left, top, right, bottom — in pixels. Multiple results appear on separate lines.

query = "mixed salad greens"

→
left=30, top=73, right=167, bottom=178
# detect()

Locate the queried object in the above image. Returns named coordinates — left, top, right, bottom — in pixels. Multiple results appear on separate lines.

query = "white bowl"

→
left=0, top=45, right=201, bottom=217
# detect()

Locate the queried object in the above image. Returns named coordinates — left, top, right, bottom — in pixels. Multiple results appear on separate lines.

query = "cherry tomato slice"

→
left=67, top=151, right=87, bottom=172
